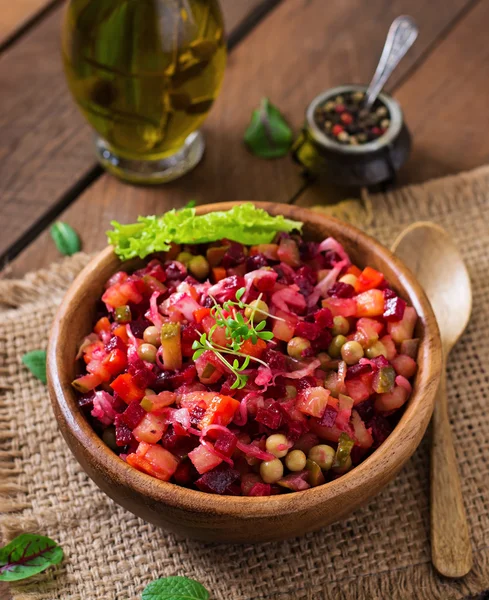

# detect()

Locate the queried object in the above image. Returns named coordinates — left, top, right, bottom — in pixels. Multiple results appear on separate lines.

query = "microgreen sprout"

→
left=191, top=287, right=280, bottom=389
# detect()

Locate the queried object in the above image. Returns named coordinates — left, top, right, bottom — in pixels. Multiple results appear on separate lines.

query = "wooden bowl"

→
left=47, top=202, right=442, bottom=543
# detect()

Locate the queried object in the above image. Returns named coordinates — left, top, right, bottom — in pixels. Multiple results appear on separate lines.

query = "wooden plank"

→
left=295, top=0, right=488, bottom=208
left=6, top=0, right=475, bottom=278
left=0, top=0, right=58, bottom=48
left=394, top=0, right=489, bottom=184
left=0, top=0, right=266, bottom=267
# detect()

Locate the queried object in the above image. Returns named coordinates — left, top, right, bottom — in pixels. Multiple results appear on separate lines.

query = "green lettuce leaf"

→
left=107, top=203, right=302, bottom=260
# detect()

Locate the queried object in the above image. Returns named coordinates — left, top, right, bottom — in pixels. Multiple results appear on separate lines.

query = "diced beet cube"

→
left=161, top=426, right=199, bottom=457
left=295, top=321, right=321, bottom=341
left=383, top=296, right=407, bottom=322
left=273, top=264, right=295, bottom=285
left=221, top=242, right=246, bottom=268
left=181, top=323, right=200, bottom=356
left=299, top=241, right=319, bottom=261
left=248, top=483, right=272, bottom=496
left=173, top=459, right=198, bottom=485
left=368, top=415, right=392, bottom=447
left=78, top=394, right=94, bottom=412
left=354, top=398, right=375, bottom=422
left=121, top=401, right=146, bottom=429
left=314, top=307, right=334, bottom=329
left=224, top=483, right=242, bottom=496
left=189, top=403, right=207, bottom=427
left=319, top=405, right=338, bottom=427
left=165, top=261, right=187, bottom=280
left=213, top=430, right=237, bottom=457
left=153, top=365, right=197, bottom=392
left=105, top=335, right=127, bottom=353
left=246, top=253, right=268, bottom=271
left=383, top=288, right=397, bottom=299
left=264, top=383, right=287, bottom=400
left=296, top=377, right=316, bottom=393
left=262, top=348, right=286, bottom=372
left=345, top=363, right=373, bottom=380
left=286, top=420, right=308, bottom=442
left=255, top=403, right=282, bottom=430
left=350, top=446, right=368, bottom=465
left=114, top=415, right=134, bottom=447
left=195, top=465, right=240, bottom=494
left=328, top=282, right=355, bottom=298
left=311, top=330, right=333, bottom=352
left=294, top=265, right=317, bottom=296
left=132, top=367, right=156, bottom=390
left=129, top=318, right=152, bottom=339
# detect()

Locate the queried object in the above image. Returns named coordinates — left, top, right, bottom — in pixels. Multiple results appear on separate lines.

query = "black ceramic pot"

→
left=292, top=85, right=411, bottom=187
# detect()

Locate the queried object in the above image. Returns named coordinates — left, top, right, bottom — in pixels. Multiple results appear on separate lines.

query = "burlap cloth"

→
left=2, top=166, right=489, bottom=600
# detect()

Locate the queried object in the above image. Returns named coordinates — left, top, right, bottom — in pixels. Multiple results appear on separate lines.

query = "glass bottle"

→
left=62, top=0, right=227, bottom=184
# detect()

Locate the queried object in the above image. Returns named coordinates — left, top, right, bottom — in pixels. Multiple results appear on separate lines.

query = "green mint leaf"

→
left=184, top=200, right=197, bottom=209
left=21, top=350, right=47, bottom=384
left=0, top=534, right=63, bottom=582
left=236, top=287, right=245, bottom=301
left=107, top=204, right=301, bottom=260
left=244, top=98, right=293, bottom=159
left=142, top=576, right=209, bottom=600
left=50, top=222, right=81, bottom=256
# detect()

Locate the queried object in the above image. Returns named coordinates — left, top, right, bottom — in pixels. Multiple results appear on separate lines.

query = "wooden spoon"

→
left=392, top=222, right=473, bottom=577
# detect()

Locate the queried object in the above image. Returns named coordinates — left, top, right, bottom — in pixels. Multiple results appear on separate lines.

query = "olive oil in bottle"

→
left=62, top=0, right=227, bottom=182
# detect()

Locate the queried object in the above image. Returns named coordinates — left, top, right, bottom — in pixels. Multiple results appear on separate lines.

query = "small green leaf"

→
left=50, top=222, right=81, bottom=256
left=232, top=359, right=239, bottom=369
left=142, top=576, right=209, bottom=600
left=255, top=321, right=266, bottom=331
left=236, top=287, right=245, bottom=301
left=244, top=98, right=293, bottom=159
left=259, top=331, right=274, bottom=341
left=21, top=350, right=47, bottom=384
left=242, top=356, right=251, bottom=369
left=0, top=534, right=63, bottom=582
left=184, top=200, right=197, bottom=209
left=199, top=333, right=207, bottom=344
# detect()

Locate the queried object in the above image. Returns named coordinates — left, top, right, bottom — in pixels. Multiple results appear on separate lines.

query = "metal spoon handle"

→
left=364, top=15, right=418, bottom=110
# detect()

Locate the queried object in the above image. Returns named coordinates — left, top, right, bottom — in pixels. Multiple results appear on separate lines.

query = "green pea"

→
left=328, top=335, right=347, bottom=358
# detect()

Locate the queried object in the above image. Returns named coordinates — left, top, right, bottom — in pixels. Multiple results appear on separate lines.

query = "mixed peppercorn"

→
left=313, top=90, right=391, bottom=146
left=73, top=233, right=419, bottom=496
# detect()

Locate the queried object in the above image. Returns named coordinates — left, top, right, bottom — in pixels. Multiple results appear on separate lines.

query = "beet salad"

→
left=73, top=205, right=419, bottom=496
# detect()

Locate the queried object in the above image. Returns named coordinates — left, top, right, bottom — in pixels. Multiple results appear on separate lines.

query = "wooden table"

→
left=1, top=0, right=489, bottom=597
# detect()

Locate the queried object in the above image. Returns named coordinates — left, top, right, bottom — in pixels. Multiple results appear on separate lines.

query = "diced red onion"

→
left=201, top=438, right=234, bottom=466
left=91, top=391, right=118, bottom=426
left=315, top=259, right=348, bottom=297
left=149, top=291, right=163, bottom=329
left=284, top=359, right=320, bottom=379
left=271, top=285, right=306, bottom=314
left=318, top=238, right=351, bottom=265
left=236, top=441, right=275, bottom=462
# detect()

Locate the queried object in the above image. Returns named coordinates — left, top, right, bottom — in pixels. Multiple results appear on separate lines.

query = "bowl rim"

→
left=48, top=202, right=441, bottom=518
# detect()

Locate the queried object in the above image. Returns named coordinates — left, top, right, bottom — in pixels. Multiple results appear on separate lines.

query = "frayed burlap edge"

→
left=0, top=253, right=91, bottom=520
